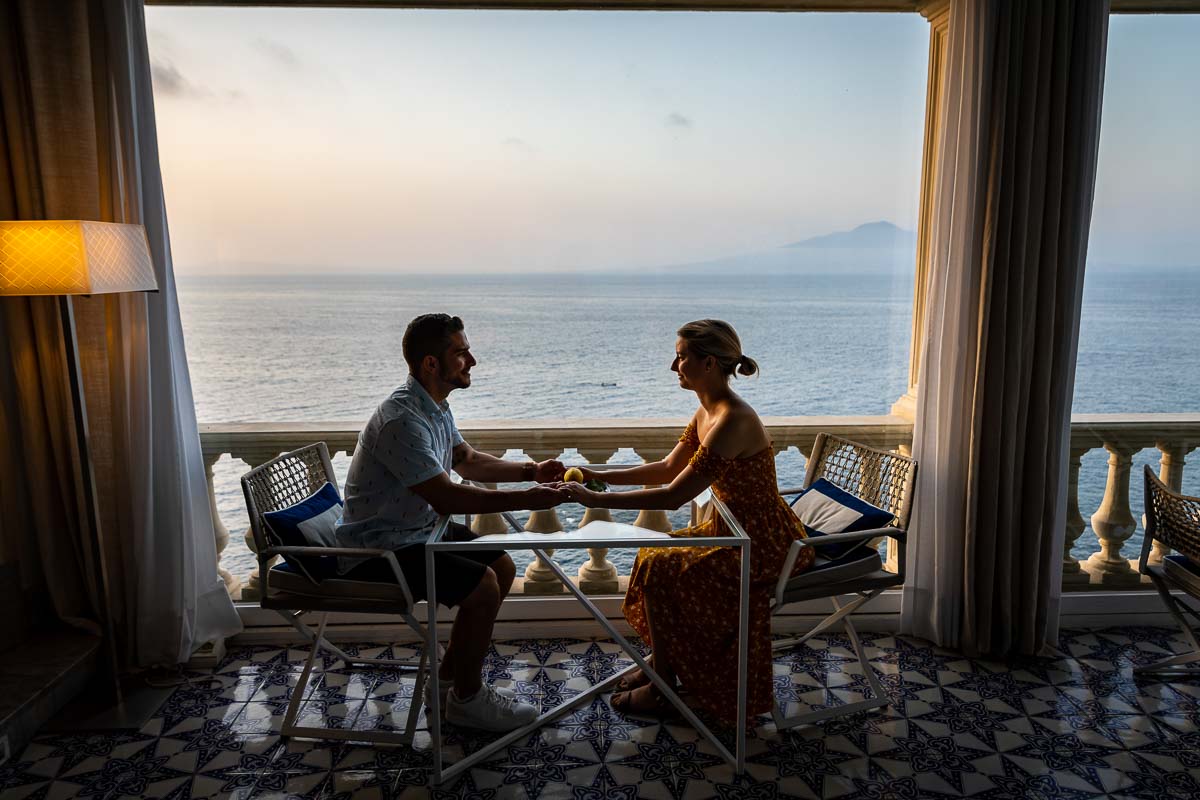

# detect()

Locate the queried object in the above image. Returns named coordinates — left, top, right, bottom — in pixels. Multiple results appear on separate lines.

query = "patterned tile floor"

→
left=3, top=627, right=1199, bottom=799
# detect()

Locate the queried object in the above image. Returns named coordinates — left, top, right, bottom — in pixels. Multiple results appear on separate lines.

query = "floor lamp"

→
left=0, top=220, right=158, bottom=697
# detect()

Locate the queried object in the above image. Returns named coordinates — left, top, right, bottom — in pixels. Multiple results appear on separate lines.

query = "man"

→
left=337, top=313, right=566, bottom=732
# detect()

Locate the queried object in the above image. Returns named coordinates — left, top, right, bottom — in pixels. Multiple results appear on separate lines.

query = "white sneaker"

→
left=446, top=683, right=538, bottom=732
left=424, top=678, right=514, bottom=714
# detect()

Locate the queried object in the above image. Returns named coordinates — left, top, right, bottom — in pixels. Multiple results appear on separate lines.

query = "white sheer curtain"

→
left=903, top=0, right=1109, bottom=655
left=108, top=1, right=243, bottom=665
left=0, top=0, right=241, bottom=667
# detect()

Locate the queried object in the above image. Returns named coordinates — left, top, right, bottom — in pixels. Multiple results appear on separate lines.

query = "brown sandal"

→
left=611, top=684, right=679, bottom=719
left=616, top=667, right=652, bottom=693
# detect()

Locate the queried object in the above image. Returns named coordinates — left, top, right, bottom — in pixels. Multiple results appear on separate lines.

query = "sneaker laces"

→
left=485, top=683, right=518, bottom=710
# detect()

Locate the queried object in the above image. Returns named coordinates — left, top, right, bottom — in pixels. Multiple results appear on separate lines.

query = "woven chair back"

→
left=240, top=442, right=338, bottom=570
left=803, top=433, right=917, bottom=533
left=1144, top=465, right=1200, bottom=563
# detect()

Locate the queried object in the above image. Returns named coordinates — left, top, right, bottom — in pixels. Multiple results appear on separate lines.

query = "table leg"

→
left=535, top=549, right=742, bottom=770
left=426, top=548, right=442, bottom=784
left=737, top=539, right=749, bottom=772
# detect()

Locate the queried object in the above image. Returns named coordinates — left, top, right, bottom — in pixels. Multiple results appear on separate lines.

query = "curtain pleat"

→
left=904, top=0, right=1109, bottom=656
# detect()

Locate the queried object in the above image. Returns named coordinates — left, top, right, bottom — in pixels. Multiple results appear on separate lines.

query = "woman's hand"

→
left=559, top=481, right=602, bottom=507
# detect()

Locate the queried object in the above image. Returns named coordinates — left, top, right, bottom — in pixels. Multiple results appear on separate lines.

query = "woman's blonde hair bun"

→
left=676, top=319, right=760, bottom=379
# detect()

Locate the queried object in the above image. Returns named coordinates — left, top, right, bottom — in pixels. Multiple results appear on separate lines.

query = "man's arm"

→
left=451, top=441, right=564, bottom=483
left=411, top=470, right=566, bottom=516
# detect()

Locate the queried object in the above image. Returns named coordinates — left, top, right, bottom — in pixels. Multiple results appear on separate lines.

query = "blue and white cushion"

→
left=789, top=478, right=894, bottom=559
left=263, top=482, right=342, bottom=578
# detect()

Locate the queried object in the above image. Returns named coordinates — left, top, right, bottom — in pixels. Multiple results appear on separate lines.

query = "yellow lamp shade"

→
left=0, top=220, right=157, bottom=296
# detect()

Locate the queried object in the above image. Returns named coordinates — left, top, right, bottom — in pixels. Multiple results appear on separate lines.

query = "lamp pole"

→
left=60, top=294, right=124, bottom=703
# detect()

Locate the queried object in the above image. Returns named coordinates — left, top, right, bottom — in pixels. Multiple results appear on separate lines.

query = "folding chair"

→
left=1137, top=465, right=1200, bottom=675
left=241, top=442, right=440, bottom=745
left=768, top=433, right=917, bottom=730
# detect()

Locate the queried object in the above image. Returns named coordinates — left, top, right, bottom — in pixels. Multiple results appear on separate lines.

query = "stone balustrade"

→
left=199, top=413, right=1200, bottom=601
left=1068, top=415, right=1200, bottom=586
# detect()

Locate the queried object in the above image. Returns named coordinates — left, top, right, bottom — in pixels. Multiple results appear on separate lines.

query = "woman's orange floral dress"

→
left=622, top=421, right=814, bottom=727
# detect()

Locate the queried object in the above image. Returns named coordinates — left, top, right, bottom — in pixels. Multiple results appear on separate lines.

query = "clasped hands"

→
left=523, top=460, right=605, bottom=509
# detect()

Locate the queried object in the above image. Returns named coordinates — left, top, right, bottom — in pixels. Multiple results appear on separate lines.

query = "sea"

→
left=179, top=268, right=1200, bottom=586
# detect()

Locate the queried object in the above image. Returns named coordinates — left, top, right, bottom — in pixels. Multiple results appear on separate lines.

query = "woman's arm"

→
left=569, top=462, right=713, bottom=510
left=563, top=411, right=748, bottom=510
left=581, top=437, right=695, bottom=486
left=576, top=414, right=699, bottom=486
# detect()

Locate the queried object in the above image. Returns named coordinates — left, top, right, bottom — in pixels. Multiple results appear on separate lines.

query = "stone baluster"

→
left=204, top=451, right=242, bottom=598
left=469, top=481, right=509, bottom=536
left=577, top=448, right=618, bottom=593
left=632, top=449, right=672, bottom=533
left=1146, top=442, right=1191, bottom=566
left=239, top=453, right=278, bottom=602
left=1062, top=447, right=1091, bottom=584
left=1084, top=443, right=1140, bottom=584
left=522, top=448, right=566, bottom=595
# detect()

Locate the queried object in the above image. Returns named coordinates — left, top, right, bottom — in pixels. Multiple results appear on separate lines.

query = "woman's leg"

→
left=613, top=598, right=679, bottom=714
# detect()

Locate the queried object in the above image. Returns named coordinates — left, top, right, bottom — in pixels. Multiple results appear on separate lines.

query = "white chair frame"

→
left=767, top=433, right=917, bottom=730
left=241, top=442, right=443, bottom=747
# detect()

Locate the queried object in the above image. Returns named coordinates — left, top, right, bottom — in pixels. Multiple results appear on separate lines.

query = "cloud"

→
left=502, top=137, right=538, bottom=154
left=665, top=112, right=693, bottom=129
left=254, top=38, right=301, bottom=70
left=150, top=59, right=208, bottom=99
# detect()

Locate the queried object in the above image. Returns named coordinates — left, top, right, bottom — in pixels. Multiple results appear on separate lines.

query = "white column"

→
left=632, top=448, right=672, bottom=533
left=577, top=448, right=618, bottom=593
left=522, top=448, right=565, bottom=595
left=1084, top=443, right=1140, bottom=585
left=1062, top=447, right=1091, bottom=585
left=204, top=451, right=242, bottom=598
left=238, top=453, right=277, bottom=602
left=469, top=482, right=509, bottom=536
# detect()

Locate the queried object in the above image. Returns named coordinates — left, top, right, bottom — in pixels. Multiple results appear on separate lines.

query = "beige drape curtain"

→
left=0, top=0, right=241, bottom=666
left=904, top=0, right=1109, bottom=655
left=0, top=2, right=106, bottom=647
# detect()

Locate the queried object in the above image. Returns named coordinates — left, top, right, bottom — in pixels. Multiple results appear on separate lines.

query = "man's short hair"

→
left=403, top=314, right=465, bottom=373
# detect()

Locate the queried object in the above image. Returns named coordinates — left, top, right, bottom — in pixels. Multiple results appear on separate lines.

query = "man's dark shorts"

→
left=345, top=521, right=508, bottom=608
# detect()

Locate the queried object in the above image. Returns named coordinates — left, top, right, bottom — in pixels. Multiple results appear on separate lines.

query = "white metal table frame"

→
left=423, top=516, right=751, bottom=784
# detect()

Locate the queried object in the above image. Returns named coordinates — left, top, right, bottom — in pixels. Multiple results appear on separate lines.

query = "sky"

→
left=144, top=8, right=1200, bottom=275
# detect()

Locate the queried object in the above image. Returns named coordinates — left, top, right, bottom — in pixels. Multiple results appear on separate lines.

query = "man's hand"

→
left=524, top=485, right=567, bottom=509
left=535, top=459, right=566, bottom=483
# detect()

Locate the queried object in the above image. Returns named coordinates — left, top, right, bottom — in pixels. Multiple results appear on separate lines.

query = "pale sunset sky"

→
left=144, top=8, right=1200, bottom=275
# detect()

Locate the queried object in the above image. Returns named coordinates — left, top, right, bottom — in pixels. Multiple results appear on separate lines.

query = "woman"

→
left=560, top=319, right=813, bottom=727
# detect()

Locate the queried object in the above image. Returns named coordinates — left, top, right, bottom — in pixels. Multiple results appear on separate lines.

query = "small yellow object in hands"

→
left=563, top=467, right=584, bottom=483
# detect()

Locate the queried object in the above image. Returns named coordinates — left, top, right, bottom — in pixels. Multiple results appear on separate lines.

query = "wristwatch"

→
left=522, top=462, right=537, bottom=481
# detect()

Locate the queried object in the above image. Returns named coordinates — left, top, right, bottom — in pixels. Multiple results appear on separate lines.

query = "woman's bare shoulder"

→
left=702, top=402, right=768, bottom=458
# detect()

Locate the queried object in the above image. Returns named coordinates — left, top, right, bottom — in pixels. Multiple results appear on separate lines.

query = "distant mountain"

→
left=653, top=221, right=917, bottom=275
left=783, top=221, right=916, bottom=250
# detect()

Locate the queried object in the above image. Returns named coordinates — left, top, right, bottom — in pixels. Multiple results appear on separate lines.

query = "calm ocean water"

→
left=179, top=268, right=1200, bottom=586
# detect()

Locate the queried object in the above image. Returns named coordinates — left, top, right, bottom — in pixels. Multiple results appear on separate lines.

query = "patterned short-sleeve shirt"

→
left=335, top=375, right=464, bottom=566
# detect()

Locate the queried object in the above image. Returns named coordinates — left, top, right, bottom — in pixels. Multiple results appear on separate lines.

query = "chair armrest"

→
left=772, top=527, right=905, bottom=608
left=262, top=546, right=415, bottom=609
left=798, top=527, right=906, bottom=549
left=778, top=485, right=806, bottom=497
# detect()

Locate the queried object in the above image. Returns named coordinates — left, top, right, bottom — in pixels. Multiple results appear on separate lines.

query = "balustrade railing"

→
left=200, top=414, right=1200, bottom=602
left=1067, top=415, right=1199, bottom=586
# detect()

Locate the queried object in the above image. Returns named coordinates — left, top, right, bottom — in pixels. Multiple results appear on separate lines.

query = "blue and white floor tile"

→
left=4, top=628, right=1199, bottom=799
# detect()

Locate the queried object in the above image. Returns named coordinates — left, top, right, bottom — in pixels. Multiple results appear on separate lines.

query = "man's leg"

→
left=446, top=566, right=502, bottom=698
left=492, top=553, right=516, bottom=597
left=437, top=532, right=512, bottom=684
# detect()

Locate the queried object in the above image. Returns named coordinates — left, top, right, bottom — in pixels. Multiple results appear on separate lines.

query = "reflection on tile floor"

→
left=4, top=627, right=1200, bottom=799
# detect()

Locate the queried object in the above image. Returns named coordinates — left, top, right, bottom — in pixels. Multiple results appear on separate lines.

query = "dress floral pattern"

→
left=622, top=421, right=815, bottom=726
